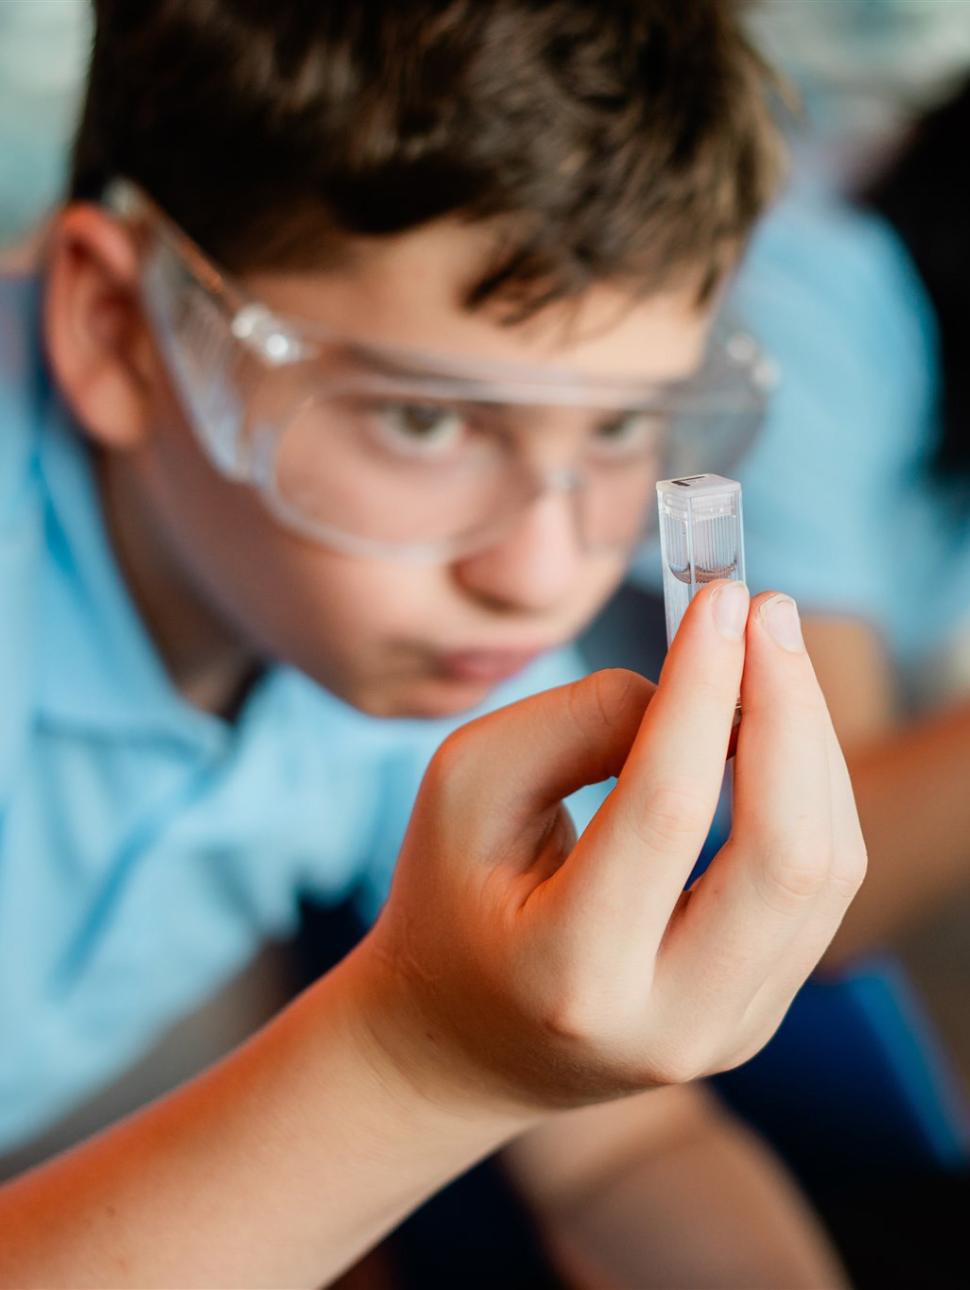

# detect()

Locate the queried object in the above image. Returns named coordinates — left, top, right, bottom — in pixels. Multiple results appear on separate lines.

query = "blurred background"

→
left=751, top=0, right=970, bottom=177
left=3, top=0, right=970, bottom=249
left=751, top=0, right=970, bottom=1094
left=0, top=0, right=89, bottom=254
left=2, top=2, right=970, bottom=1286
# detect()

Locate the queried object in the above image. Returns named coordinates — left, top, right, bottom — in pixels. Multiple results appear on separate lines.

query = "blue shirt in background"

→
left=0, top=275, right=603, bottom=1152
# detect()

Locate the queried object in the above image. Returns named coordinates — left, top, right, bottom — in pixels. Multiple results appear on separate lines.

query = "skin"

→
left=504, top=1085, right=847, bottom=1290
left=0, top=584, right=864, bottom=1288
left=44, top=205, right=707, bottom=719
left=0, top=205, right=862, bottom=1288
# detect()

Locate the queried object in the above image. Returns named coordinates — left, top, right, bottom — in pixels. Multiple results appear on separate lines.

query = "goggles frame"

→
left=105, top=178, right=777, bottom=562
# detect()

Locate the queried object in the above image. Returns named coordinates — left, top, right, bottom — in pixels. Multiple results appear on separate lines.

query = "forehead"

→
left=244, top=218, right=713, bottom=384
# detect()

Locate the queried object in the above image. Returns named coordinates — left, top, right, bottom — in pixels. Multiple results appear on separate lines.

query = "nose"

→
left=452, top=487, right=584, bottom=613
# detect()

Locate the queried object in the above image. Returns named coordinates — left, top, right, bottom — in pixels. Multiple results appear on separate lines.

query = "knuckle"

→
left=831, top=841, right=868, bottom=900
left=744, top=685, right=824, bottom=725
left=724, top=1024, right=786, bottom=1076
left=426, top=732, right=461, bottom=784
left=536, top=976, right=626, bottom=1050
left=757, top=845, right=831, bottom=912
left=424, top=724, right=476, bottom=794
left=573, top=668, right=648, bottom=735
left=634, top=781, right=711, bottom=851
left=691, top=670, right=736, bottom=709
left=537, top=988, right=597, bottom=1046
left=650, top=1056, right=699, bottom=1087
left=646, top=1039, right=709, bottom=1087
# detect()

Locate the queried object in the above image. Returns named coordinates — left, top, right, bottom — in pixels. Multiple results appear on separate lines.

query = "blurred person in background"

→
left=734, top=73, right=970, bottom=1039
left=627, top=0, right=970, bottom=1061
left=619, top=21, right=970, bottom=1284
left=749, top=0, right=970, bottom=186
left=665, top=70, right=970, bottom=1288
left=0, top=0, right=89, bottom=266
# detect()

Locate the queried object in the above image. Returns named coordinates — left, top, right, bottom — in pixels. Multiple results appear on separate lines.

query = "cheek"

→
left=269, top=557, right=443, bottom=652
left=139, top=387, right=626, bottom=689
left=567, top=553, right=629, bottom=619
left=142, top=408, right=448, bottom=660
left=192, top=516, right=435, bottom=673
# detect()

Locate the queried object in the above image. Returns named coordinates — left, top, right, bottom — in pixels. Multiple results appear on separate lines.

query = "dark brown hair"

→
left=72, top=0, right=783, bottom=313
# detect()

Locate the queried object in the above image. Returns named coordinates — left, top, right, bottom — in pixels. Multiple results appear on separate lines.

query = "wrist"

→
left=332, top=933, right=543, bottom=1140
left=310, top=936, right=542, bottom=1151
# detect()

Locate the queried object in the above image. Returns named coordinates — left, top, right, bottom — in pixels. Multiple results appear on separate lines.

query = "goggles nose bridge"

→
left=541, top=463, right=585, bottom=496
left=525, top=462, right=592, bottom=552
left=534, top=466, right=588, bottom=500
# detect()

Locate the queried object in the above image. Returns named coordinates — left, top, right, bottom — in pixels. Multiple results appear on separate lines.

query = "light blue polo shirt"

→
left=634, top=194, right=970, bottom=695
left=0, top=275, right=603, bottom=1153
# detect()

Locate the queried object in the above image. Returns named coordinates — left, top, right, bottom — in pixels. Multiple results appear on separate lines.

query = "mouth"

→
left=433, top=646, right=552, bottom=683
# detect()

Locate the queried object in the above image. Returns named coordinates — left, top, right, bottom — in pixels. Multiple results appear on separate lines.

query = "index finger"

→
left=556, top=579, right=749, bottom=953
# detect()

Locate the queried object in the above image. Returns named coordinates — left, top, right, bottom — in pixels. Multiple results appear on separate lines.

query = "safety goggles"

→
left=105, top=179, right=776, bottom=562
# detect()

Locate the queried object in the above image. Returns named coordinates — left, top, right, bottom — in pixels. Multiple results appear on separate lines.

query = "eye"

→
left=588, top=411, right=664, bottom=460
left=373, top=403, right=468, bottom=459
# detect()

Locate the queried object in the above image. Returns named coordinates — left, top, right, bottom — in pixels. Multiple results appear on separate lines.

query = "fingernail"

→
left=761, top=595, right=804, bottom=652
left=711, top=581, right=750, bottom=640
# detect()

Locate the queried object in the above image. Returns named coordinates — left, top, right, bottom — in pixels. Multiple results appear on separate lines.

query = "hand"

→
left=356, top=583, right=866, bottom=1113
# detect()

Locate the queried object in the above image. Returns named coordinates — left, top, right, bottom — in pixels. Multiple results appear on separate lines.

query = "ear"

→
left=44, top=203, right=158, bottom=451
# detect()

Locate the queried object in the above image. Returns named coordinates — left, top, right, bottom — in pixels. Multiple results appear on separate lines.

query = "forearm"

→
left=823, top=696, right=970, bottom=967
left=506, top=1087, right=845, bottom=1290
left=0, top=945, right=530, bottom=1289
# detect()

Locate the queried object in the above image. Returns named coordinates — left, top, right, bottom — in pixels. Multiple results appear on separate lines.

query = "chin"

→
left=348, top=675, right=498, bottom=721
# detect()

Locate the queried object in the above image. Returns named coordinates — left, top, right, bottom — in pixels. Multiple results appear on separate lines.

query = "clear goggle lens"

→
left=132, top=191, right=774, bottom=561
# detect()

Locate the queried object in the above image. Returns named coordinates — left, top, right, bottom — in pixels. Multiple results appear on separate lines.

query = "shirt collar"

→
left=35, top=363, right=229, bottom=755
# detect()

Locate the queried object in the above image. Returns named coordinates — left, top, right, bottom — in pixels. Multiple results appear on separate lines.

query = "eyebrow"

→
left=331, top=341, right=542, bottom=405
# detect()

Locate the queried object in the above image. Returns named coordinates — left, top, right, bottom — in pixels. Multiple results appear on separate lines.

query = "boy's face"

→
left=63, top=216, right=712, bottom=719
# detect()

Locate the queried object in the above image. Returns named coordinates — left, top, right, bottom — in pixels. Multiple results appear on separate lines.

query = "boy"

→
left=0, top=2, right=863, bottom=1284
